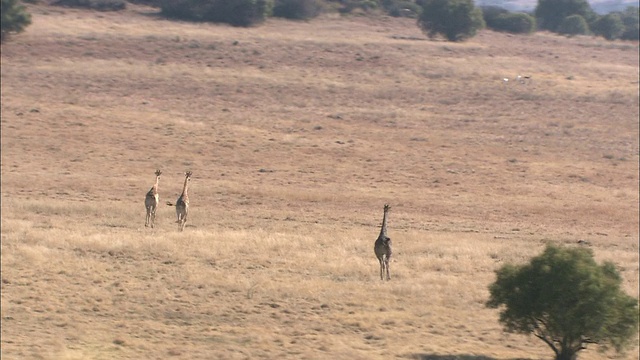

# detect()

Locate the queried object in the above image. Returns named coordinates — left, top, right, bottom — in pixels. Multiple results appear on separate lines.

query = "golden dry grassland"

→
left=1, top=3, right=639, bottom=360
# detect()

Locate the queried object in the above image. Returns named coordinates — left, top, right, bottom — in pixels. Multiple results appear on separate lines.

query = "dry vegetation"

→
left=1, top=3, right=639, bottom=360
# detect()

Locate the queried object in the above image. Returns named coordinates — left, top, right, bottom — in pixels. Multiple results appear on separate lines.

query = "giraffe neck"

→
left=379, top=209, right=388, bottom=238
left=153, top=176, right=160, bottom=194
left=148, top=176, right=160, bottom=196
left=181, top=177, right=189, bottom=199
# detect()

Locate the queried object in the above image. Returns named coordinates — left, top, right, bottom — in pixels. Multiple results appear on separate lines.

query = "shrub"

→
left=592, top=13, right=625, bottom=40
left=223, top=0, right=274, bottom=26
left=620, top=6, right=639, bottom=40
left=417, top=0, right=485, bottom=42
left=382, top=0, right=421, bottom=17
left=487, top=244, right=639, bottom=360
left=272, top=0, right=321, bottom=20
left=1, top=0, right=32, bottom=42
left=52, top=0, right=126, bottom=11
left=481, top=5, right=509, bottom=28
left=557, top=14, right=589, bottom=36
left=160, top=0, right=273, bottom=27
left=338, top=0, right=379, bottom=14
left=492, top=12, right=536, bottom=34
left=159, top=0, right=197, bottom=20
left=498, top=13, right=536, bottom=34
left=535, top=0, right=596, bottom=32
left=127, top=0, right=161, bottom=6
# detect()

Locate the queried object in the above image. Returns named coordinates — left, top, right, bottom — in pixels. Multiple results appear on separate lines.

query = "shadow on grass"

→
left=413, top=355, right=532, bottom=360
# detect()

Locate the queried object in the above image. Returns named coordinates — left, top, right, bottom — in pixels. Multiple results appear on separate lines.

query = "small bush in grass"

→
left=273, top=0, right=321, bottom=20
left=383, top=0, right=421, bottom=17
left=481, top=5, right=508, bottom=27
left=417, top=0, right=485, bottom=42
left=592, top=13, right=625, bottom=40
left=338, top=0, right=379, bottom=14
left=223, top=0, right=274, bottom=26
left=127, top=0, right=161, bottom=6
left=557, top=14, right=589, bottom=36
left=160, top=0, right=273, bottom=27
left=619, top=6, right=639, bottom=40
left=483, top=5, right=536, bottom=34
left=52, top=0, right=126, bottom=11
left=492, top=12, right=536, bottom=34
left=1, top=0, right=32, bottom=42
left=535, top=0, right=596, bottom=32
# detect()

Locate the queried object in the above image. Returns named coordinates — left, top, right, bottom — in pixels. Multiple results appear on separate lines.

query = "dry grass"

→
left=1, top=3, right=639, bottom=360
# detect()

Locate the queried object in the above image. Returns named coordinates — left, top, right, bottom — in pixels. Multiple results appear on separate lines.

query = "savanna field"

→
left=1, top=3, right=639, bottom=360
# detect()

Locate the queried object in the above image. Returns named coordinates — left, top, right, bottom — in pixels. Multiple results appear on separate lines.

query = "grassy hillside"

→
left=1, top=4, right=638, bottom=360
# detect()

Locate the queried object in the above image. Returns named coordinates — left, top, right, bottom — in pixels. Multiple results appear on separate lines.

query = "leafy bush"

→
left=1, top=0, right=32, bottom=42
left=52, top=0, right=126, bottom=11
left=127, top=0, right=161, bottom=6
left=535, top=0, right=596, bottom=32
left=592, top=13, right=624, bottom=40
left=160, top=0, right=273, bottom=27
left=272, top=0, right=321, bottom=20
left=337, top=0, right=379, bottom=13
left=491, top=12, right=536, bottom=34
left=557, top=14, right=589, bottom=36
left=481, top=5, right=509, bottom=27
left=417, top=0, right=485, bottom=42
left=619, top=6, right=639, bottom=40
left=487, top=244, right=639, bottom=360
left=225, top=0, right=274, bottom=26
left=382, top=0, right=421, bottom=17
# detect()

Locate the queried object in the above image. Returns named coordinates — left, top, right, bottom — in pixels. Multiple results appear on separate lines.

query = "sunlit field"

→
left=1, top=3, right=638, bottom=359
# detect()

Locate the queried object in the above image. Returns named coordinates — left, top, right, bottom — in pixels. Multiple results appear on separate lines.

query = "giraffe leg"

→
left=150, top=207, right=156, bottom=228
left=176, top=212, right=184, bottom=231
left=379, top=258, right=384, bottom=280
left=145, top=207, right=151, bottom=227
left=181, top=209, right=188, bottom=231
left=385, top=257, right=391, bottom=280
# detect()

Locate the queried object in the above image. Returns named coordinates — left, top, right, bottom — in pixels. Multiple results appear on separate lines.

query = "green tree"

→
left=1, top=0, right=32, bottom=42
left=160, top=0, right=272, bottom=27
left=535, top=0, right=595, bottom=32
left=592, top=13, right=625, bottom=40
left=557, top=14, right=589, bottom=36
left=417, top=0, right=485, bottom=42
left=383, top=0, right=422, bottom=17
left=338, top=0, right=379, bottom=13
left=620, top=6, right=639, bottom=40
left=272, top=0, right=321, bottom=20
left=481, top=5, right=509, bottom=28
left=492, top=12, right=536, bottom=34
left=487, top=244, right=639, bottom=360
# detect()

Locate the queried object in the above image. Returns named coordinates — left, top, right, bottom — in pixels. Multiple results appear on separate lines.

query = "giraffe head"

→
left=383, top=204, right=390, bottom=212
left=155, top=169, right=162, bottom=177
left=183, top=171, right=193, bottom=188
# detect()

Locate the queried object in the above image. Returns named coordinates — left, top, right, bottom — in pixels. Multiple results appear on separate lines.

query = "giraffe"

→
left=144, top=169, right=162, bottom=228
left=374, top=204, right=392, bottom=281
left=166, top=171, right=192, bottom=231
